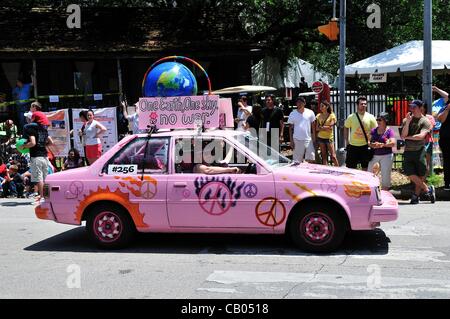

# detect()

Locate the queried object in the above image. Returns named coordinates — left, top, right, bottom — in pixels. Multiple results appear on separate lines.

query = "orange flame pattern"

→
left=74, top=185, right=149, bottom=229
left=114, top=176, right=158, bottom=198
left=344, top=182, right=372, bottom=198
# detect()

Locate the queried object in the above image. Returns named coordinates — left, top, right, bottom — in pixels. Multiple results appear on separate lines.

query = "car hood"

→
left=46, top=166, right=94, bottom=182
left=276, top=163, right=379, bottom=186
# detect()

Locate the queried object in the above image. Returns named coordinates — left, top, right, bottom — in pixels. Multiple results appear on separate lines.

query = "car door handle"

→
left=174, top=182, right=187, bottom=188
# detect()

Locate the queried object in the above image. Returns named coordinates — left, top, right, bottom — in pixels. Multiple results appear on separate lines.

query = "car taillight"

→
left=43, top=184, right=50, bottom=198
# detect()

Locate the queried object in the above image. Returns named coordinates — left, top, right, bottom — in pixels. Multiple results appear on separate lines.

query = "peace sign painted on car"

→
left=199, top=182, right=232, bottom=216
left=255, top=197, right=286, bottom=227
left=139, top=181, right=157, bottom=199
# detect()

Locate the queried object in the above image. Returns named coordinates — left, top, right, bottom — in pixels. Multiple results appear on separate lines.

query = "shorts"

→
left=293, top=139, right=315, bottom=162
left=30, top=157, right=48, bottom=183
left=85, top=144, right=102, bottom=158
left=345, top=144, right=371, bottom=169
left=403, top=148, right=427, bottom=177
left=317, top=137, right=332, bottom=145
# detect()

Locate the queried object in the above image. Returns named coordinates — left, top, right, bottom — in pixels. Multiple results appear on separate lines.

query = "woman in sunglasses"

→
left=368, top=112, right=396, bottom=190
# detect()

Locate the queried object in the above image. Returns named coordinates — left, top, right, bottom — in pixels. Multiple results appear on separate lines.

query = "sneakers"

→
left=428, top=185, right=436, bottom=204
left=410, top=194, right=419, bottom=205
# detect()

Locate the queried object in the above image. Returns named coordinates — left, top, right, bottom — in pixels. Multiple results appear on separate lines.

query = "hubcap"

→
left=301, top=213, right=334, bottom=245
left=93, top=212, right=122, bottom=243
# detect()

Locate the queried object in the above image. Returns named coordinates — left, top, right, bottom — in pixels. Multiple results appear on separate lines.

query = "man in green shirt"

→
left=0, top=119, right=18, bottom=143
left=401, top=100, right=435, bottom=204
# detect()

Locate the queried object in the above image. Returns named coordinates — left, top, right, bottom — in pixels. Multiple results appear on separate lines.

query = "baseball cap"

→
left=409, top=100, right=423, bottom=108
left=24, top=111, right=33, bottom=119
left=31, top=111, right=50, bottom=126
left=377, top=112, right=389, bottom=122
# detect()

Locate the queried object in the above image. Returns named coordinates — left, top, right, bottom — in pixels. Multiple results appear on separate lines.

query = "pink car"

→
left=36, top=129, right=398, bottom=252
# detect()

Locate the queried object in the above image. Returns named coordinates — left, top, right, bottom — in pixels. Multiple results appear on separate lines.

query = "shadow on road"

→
left=0, top=201, right=34, bottom=207
left=24, top=227, right=391, bottom=256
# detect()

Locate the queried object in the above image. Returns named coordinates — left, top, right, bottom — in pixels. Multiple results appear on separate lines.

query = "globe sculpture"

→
left=143, top=61, right=198, bottom=97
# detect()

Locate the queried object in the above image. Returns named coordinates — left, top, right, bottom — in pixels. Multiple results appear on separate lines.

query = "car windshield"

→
left=233, top=134, right=291, bottom=168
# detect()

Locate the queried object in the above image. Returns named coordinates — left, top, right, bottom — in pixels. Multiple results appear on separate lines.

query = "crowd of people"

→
left=0, top=102, right=108, bottom=200
left=2, top=78, right=450, bottom=205
left=235, top=87, right=450, bottom=205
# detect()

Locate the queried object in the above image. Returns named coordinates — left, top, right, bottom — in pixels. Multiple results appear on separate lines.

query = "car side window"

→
left=104, top=137, right=169, bottom=174
left=174, top=137, right=256, bottom=174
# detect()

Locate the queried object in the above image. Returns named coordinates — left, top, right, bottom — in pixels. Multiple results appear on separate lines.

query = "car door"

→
left=167, top=136, right=276, bottom=229
left=100, top=136, right=169, bottom=231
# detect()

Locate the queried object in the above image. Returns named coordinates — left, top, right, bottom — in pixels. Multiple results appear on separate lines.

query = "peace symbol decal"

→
left=69, top=181, right=84, bottom=196
left=139, top=181, right=157, bottom=199
left=198, top=182, right=232, bottom=216
left=243, top=183, right=258, bottom=198
left=255, top=197, right=286, bottom=227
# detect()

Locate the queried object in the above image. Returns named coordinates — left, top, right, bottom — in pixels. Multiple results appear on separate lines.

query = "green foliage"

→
left=4, top=0, right=450, bottom=80
left=427, top=174, right=444, bottom=187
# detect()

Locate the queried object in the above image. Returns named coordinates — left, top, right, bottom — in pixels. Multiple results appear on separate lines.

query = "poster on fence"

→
left=44, top=109, right=70, bottom=157
left=72, top=107, right=118, bottom=157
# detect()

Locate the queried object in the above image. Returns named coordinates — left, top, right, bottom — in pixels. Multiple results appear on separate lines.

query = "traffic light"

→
left=318, top=19, right=339, bottom=41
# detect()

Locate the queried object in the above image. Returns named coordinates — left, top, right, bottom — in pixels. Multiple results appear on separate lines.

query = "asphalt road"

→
left=1, top=199, right=449, bottom=299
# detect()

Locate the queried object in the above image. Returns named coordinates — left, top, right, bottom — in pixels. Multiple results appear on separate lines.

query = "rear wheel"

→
left=86, top=203, right=136, bottom=249
left=289, top=203, right=347, bottom=252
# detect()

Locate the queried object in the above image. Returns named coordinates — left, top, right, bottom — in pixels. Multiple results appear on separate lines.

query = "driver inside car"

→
left=192, top=139, right=242, bottom=175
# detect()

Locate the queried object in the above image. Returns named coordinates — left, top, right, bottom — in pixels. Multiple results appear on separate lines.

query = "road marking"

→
left=220, top=247, right=450, bottom=263
left=351, top=248, right=450, bottom=263
left=197, top=288, right=238, bottom=294
left=207, top=270, right=450, bottom=289
left=303, top=292, right=338, bottom=299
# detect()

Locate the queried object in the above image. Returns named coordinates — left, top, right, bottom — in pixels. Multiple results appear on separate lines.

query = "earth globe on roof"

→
left=143, top=62, right=198, bottom=97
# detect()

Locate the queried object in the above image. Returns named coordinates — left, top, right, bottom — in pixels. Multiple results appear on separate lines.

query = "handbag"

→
left=355, top=113, right=375, bottom=161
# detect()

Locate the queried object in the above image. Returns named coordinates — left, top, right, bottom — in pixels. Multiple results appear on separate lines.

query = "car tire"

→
left=86, top=203, right=136, bottom=249
left=289, top=203, right=347, bottom=253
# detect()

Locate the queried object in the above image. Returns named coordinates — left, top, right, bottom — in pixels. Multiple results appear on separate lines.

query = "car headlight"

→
left=375, top=186, right=382, bottom=205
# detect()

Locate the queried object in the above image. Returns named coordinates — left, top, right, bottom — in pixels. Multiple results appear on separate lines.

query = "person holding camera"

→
left=401, top=100, right=435, bottom=204
left=368, top=112, right=396, bottom=190
left=344, top=96, right=377, bottom=170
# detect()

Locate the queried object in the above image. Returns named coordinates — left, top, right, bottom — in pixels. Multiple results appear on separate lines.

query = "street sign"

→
left=369, top=73, right=387, bottom=83
left=312, top=81, right=324, bottom=94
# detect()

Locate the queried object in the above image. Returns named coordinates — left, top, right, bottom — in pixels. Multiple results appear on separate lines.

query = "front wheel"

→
left=289, top=203, right=347, bottom=252
left=86, top=203, right=136, bottom=249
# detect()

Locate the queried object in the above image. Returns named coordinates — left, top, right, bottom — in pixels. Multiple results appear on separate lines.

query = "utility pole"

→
left=338, top=0, right=346, bottom=150
left=423, top=0, right=432, bottom=107
left=423, top=0, right=433, bottom=174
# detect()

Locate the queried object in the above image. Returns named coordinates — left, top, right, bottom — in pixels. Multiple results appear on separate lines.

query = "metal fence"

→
left=329, top=90, right=417, bottom=148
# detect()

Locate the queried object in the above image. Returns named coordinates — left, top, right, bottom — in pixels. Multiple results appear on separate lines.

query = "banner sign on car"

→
left=138, top=95, right=219, bottom=129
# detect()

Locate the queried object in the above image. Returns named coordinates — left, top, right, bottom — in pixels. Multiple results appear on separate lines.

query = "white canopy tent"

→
left=252, top=56, right=334, bottom=88
left=345, top=40, right=450, bottom=76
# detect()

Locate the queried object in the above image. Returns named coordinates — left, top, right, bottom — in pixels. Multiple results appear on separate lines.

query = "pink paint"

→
left=36, top=129, right=398, bottom=250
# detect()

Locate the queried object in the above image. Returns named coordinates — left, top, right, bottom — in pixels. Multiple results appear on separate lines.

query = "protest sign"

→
left=44, top=109, right=70, bottom=157
left=138, top=95, right=219, bottom=129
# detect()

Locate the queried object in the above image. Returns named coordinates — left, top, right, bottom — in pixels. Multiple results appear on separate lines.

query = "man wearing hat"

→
left=19, top=102, right=53, bottom=201
left=401, top=99, right=435, bottom=204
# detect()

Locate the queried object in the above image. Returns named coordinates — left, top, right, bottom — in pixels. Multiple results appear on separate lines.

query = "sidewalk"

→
left=390, top=183, right=450, bottom=201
